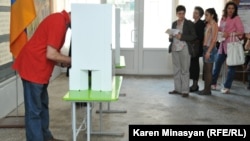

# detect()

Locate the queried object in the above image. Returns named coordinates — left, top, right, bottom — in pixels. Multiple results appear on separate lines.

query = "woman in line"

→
left=198, top=8, right=218, bottom=95
left=189, top=6, right=206, bottom=92
left=211, top=1, right=244, bottom=94
left=244, top=33, right=250, bottom=90
left=168, top=5, right=197, bottom=97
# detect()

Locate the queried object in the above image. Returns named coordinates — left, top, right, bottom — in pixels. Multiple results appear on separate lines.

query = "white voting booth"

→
left=70, top=4, right=120, bottom=91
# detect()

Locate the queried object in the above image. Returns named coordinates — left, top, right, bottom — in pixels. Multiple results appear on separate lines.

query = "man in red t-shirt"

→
left=12, top=10, right=71, bottom=141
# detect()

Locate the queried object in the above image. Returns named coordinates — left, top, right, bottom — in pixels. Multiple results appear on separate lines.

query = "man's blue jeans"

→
left=22, top=79, right=53, bottom=141
left=212, top=53, right=236, bottom=89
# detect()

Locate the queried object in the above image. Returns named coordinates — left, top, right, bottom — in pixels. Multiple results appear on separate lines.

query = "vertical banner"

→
left=10, top=0, right=36, bottom=58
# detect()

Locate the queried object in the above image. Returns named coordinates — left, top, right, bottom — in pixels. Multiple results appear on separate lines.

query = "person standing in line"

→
left=244, top=33, right=250, bottom=90
left=189, top=6, right=206, bottom=92
left=211, top=1, right=244, bottom=94
left=198, top=8, right=218, bottom=95
left=12, top=10, right=71, bottom=141
left=168, top=5, right=197, bottom=97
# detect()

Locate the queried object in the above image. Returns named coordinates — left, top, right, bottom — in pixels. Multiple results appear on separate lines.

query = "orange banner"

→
left=10, top=0, right=36, bottom=58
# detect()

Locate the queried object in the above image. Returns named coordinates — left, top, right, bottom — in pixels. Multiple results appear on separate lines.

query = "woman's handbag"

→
left=187, top=39, right=200, bottom=58
left=226, top=33, right=245, bottom=66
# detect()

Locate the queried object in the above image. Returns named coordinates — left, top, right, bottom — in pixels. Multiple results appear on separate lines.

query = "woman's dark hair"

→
left=176, top=5, right=186, bottom=13
left=195, top=6, right=204, bottom=18
left=222, top=1, right=238, bottom=19
left=206, top=8, right=218, bottom=23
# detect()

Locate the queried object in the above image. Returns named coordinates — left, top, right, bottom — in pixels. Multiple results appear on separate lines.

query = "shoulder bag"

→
left=226, top=33, right=245, bottom=66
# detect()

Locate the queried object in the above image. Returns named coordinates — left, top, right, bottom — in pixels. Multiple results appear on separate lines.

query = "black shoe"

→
left=182, top=93, right=189, bottom=97
left=198, top=90, right=211, bottom=95
left=190, top=86, right=199, bottom=92
left=247, top=86, right=250, bottom=90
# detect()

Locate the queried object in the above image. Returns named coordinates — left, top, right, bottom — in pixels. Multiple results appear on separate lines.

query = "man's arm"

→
left=46, top=45, right=71, bottom=67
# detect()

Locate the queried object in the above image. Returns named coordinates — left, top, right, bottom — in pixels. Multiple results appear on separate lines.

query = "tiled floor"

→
left=0, top=73, right=250, bottom=141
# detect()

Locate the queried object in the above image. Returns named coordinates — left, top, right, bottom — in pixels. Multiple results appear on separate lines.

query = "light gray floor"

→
left=0, top=73, right=250, bottom=141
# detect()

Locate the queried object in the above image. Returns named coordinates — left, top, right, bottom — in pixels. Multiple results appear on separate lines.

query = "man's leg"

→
left=22, top=79, right=44, bottom=141
left=41, top=84, right=53, bottom=140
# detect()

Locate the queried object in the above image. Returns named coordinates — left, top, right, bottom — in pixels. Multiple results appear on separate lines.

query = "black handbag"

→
left=187, top=39, right=200, bottom=58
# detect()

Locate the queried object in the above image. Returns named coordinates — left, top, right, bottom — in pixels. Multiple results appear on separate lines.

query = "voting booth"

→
left=64, top=4, right=124, bottom=141
left=70, top=4, right=120, bottom=91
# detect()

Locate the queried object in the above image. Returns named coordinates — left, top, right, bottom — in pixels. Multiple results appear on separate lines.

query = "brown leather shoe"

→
left=181, top=93, right=189, bottom=97
left=168, top=90, right=180, bottom=94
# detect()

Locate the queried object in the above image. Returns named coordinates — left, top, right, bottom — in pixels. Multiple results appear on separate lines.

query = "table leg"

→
left=72, top=102, right=76, bottom=141
left=87, top=102, right=91, bottom=141
left=91, top=102, right=124, bottom=137
left=99, top=102, right=103, bottom=131
left=96, top=93, right=127, bottom=114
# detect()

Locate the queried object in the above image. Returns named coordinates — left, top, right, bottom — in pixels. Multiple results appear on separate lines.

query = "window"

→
left=143, top=0, right=173, bottom=48
left=64, top=0, right=101, bottom=11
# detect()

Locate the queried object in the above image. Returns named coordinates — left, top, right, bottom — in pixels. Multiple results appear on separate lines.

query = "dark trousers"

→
left=190, top=56, right=200, bottom=81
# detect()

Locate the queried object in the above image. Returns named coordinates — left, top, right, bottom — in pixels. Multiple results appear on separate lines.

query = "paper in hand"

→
left=165, top=29, right=180, bottom=35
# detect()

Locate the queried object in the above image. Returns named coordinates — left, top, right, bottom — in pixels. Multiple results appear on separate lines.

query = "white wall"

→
left=0, top=76, right=23, bottom=118
left=0, top=67, right=61, bottom=118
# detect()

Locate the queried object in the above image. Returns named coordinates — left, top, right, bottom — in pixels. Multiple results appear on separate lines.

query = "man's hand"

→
left=61, top=63, right=71, bottom=68
left=46, top=45, right=71, bottom=65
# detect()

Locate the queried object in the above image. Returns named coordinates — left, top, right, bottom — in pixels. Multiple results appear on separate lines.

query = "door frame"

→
left=116, top=0, right=176, bottom=75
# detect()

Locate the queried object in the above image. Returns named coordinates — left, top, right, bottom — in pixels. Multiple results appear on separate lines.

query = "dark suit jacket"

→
left=194, top=19, right=206, bottom=57
left=169, top=19, right=197, bottom=53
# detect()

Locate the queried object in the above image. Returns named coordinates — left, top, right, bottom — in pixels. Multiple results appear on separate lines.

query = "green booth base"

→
left=63, top=76, right=122, bottom=102
left=115, top=56, right=126, bottom=69
left=63, top=76, right=124, bottom=141
left=95, top=56, right=127, bottom=114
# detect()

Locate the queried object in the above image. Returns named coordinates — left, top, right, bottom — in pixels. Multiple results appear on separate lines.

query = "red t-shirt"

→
left=12, top=10, right=70, bottom=84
